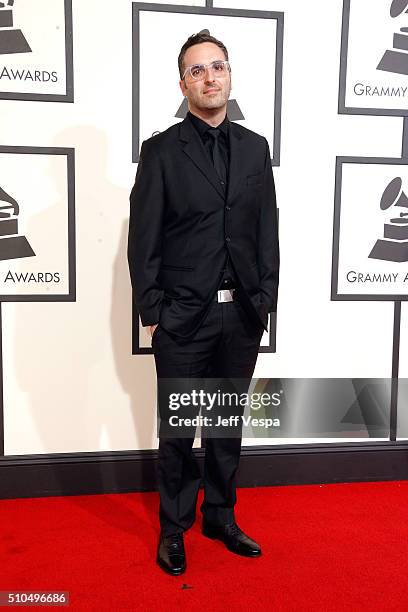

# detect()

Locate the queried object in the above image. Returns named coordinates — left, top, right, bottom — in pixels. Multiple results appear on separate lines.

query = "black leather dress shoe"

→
left=157, top=532, right=186, bottom=575
left=202, top=521, right=261, bottom=557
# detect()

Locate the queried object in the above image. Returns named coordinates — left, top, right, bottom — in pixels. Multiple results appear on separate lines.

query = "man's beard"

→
left=188, top=84, right=231, bottom=110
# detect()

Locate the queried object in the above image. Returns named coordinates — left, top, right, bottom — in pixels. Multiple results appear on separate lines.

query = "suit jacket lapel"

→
left=227, top=122, right=245, bottom=203
left=179, top=117, right=225, bottom=199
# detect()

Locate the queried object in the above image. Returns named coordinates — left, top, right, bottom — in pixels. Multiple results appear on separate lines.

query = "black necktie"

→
left=207, top=127, right=234, bottom=284
left=208, top=128, right=227, bottom=185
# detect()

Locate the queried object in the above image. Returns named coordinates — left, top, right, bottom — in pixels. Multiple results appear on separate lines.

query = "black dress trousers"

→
left=152, top=296, right=264, bottom=536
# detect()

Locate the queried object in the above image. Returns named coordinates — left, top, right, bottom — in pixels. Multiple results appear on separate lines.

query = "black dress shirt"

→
left=187, top=111, right=237, bottom=288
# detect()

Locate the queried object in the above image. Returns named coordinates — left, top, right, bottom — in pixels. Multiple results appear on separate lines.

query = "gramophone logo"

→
left=0, top=0, right=31, bottom=55
left=369, top=177, right=408, bottom=262
left=377, top=0, right=408, bottom=75
left=0, top=185, right=35, bottom=261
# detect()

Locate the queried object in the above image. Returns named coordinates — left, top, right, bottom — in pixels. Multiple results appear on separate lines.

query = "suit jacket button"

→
left=225, top=206, right=231, bottom=211
left=226, top=236, right=231, bottom=242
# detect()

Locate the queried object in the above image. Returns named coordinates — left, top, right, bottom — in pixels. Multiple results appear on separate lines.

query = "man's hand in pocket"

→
left=149, top=323, right=158, bottom=338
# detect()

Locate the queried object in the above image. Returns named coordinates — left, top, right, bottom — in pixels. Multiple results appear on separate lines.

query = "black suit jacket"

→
left=128, top=115, right=279, bottom=339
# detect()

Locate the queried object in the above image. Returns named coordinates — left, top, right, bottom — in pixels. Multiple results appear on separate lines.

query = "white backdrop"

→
left=0, top=0, right=405, bottom=455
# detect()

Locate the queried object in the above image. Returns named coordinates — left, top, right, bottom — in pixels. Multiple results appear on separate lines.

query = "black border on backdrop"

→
left=131, top=2, right=283, bottom=166
left=339, top=0, right=408, bottom=117
left=0, top=0, right=74, bottom=103
left=332, top=156, right=408, bottom=301
left=0, top=145, right=76, bottom=302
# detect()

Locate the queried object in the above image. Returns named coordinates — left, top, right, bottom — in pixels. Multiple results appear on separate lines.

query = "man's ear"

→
left=179, top=79, right=187, bottom=96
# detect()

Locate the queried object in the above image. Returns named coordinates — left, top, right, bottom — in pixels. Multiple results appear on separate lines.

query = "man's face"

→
left=179, top=42, right=231, bottom=114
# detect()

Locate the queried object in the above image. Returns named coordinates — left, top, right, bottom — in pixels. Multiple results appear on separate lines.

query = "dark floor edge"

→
left=1, top=444, right=408, bottom=499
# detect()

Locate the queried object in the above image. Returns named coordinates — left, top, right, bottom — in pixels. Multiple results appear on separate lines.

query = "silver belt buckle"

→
left=217, top=288, right=235, bottom=303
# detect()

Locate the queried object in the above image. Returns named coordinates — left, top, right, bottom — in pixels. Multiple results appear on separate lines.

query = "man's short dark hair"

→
left=178, top=31, right=229, bottom=79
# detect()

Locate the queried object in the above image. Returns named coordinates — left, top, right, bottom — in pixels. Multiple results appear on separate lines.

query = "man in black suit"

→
left=128, top=31, right=279, bottom=575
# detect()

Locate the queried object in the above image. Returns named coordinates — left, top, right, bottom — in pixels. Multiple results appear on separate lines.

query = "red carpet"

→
left=1, top=481, right=408, bottom=611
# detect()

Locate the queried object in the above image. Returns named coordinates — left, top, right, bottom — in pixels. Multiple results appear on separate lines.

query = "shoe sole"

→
left=156, top=557, right=186, bottom=576
left=202, top=529, right=262, bottom=557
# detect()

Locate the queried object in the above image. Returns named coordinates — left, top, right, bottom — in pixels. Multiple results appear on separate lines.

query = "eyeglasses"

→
left=181, top=60, right=231, bottom=81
